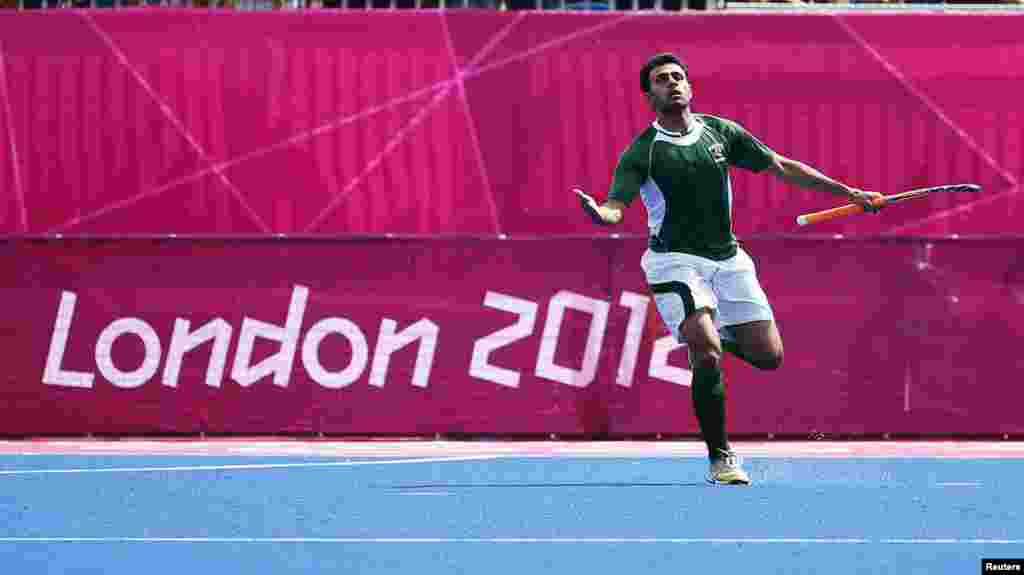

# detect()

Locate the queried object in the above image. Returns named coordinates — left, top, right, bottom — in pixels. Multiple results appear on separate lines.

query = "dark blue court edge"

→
left=982, top=559, right=1024, bottom=573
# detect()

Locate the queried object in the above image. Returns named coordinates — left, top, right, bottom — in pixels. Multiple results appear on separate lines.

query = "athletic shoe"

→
left=706, top=449, right=751, bottom=485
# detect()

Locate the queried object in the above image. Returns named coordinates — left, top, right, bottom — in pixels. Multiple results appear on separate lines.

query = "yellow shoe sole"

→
left=706, top=472, right=752, bottom=485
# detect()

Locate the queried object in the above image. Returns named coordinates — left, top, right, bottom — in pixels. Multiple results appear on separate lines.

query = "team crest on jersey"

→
left=707, top=143, right=727, bottom=164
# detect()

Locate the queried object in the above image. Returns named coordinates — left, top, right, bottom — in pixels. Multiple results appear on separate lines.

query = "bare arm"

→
left=574, top=188, right=625, bottom=226
left=769, top=154, right=883, bottom=211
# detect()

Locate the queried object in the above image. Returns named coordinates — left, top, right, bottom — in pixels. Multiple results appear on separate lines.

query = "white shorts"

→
left=640, top=247, right=774, bottom=342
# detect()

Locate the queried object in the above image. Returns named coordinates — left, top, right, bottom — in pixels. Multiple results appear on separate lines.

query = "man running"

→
left=576, top=53, right=882, bottom=485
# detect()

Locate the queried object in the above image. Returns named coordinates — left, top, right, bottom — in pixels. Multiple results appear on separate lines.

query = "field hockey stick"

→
left=795, top=184, right=982, bottom=226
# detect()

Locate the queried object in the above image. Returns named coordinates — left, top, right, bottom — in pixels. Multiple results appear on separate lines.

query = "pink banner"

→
left=3, top=237, right=1022, bottom=436
left=0, top=11, right=1021, bottom=238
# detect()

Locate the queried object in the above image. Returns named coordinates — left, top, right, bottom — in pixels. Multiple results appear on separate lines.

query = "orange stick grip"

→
left=796, top=198, right=886, bottom=226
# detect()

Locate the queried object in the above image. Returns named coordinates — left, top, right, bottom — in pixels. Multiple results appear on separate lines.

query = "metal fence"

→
left=5, top=0, right=714, bottom=9
left=5, top=0, right=1021, bottom=11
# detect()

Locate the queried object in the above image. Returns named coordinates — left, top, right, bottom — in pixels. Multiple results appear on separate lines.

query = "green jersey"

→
left=609, top=114, right=776, bottom=261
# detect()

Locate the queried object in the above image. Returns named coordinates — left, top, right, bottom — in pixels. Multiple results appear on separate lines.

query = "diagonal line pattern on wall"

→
left=76, top=13, right=271, bottom=234
left=833, top=15, right=1017, bottom=187
left=302, top=83, right=456, bottom=233
left=468, top=14, right=639, bottom=81
left=305, top=13, right=528, bottom=234
left=57, top=13, right=635, bottom=236
left=50, top=78, right=452, bottom=234
left=889, top=183, right=1020, bottom=233
left=833, top=15, right=1020, bottom=232
left=0, top=45, right=27, bottom=233
left=441, top=12, right=528, bottom=236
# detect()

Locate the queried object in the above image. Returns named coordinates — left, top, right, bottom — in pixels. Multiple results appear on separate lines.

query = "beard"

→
left=659, top=97, right=688, bottom=114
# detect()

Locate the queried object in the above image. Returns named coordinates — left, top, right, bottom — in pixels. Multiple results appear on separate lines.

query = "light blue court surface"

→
left=1, top=452, right=1022, bottom=574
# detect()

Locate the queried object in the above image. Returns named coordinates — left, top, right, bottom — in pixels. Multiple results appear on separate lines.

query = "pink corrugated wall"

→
left=2, top=11, right=1023, bottom=437
left=0, top=11, right=1020, bottom=237
left=4, top=237, right=1023, bottom=436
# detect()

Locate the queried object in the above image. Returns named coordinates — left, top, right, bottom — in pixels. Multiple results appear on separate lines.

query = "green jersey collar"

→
left=652, top=118, right=704, bottom=146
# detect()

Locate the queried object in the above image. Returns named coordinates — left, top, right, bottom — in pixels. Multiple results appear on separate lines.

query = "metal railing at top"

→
left=5, top=0, right=1022, bottom=11
left=4, top=0, right=715, bottom=10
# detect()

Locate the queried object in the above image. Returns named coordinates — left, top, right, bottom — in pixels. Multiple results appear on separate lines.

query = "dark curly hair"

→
left=640, top=53, right=689, bottom=94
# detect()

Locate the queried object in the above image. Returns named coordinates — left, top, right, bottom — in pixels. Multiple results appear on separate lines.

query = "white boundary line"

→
left=6, top=440, right=1024, bottom=459
left=0, top=537, right=1021, bottom=545
left=0, top=455, right=504, bottom=476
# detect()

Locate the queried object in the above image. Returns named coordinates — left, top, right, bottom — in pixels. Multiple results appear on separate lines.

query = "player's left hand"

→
left=573, top=188, right=604, bottom=225
left=847, top=189, right=885, bottom=213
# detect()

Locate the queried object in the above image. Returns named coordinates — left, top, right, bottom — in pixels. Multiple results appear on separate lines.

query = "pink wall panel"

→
left=0, top=11, right=1020, bottom=237
left=3, top=237, right=1022, bottom=436
left=1, top=12, right=1021, bottom=437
